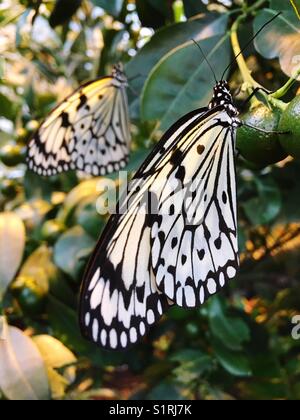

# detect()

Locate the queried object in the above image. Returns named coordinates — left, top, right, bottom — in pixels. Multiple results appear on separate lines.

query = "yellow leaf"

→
left=0, top=212, right=25, bottom=299
left=0, top=319, right=50, bottom=400
left=33, top=335, right=77, bottom=399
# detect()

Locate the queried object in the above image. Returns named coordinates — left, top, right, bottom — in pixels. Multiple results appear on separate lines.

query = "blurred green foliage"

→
left=0, top=0, right=300, bottom=401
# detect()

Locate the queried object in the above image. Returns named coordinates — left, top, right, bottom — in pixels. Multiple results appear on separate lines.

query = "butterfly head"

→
left=209, top=81, right=239, bottom=119
left=112, top=63, right=128, bottom=85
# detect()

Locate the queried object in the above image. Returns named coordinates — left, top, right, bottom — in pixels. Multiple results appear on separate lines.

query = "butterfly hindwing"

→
left=27, top=67, right=130, bottom=176
left=80, top=207, right=170, bottom=350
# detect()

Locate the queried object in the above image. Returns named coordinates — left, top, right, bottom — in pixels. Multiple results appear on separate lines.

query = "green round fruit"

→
left=237, top=104, right=288, bottom=166
left=16, top=127, right=30, bottom=145
left=0, top=143, right=26, bottom=167
left=41, top=220, right=66, bottom=244
left=11, top=276, right=47, bottom=316
left=0, top=179, right=18, bottom=199
left=279, top=95, right=300, bottom=159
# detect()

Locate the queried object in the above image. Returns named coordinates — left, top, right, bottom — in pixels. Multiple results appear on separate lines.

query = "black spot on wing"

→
left=61, top=112, right=70, bottom=128
left=170, top=148, right=183, bottom=165
left=77, top=94, right=88, bottom=111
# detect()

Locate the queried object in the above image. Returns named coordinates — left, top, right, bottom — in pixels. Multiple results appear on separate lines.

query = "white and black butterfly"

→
left=79, top=12, right=281, bottom=351
left=79, top=80, right=241, bottom=350
left=27, top=63, right=130, bottom=176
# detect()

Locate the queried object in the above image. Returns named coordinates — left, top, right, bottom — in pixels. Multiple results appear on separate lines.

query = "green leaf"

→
left=208, top=297, right=250, bottom=351
left=168, top=305, right=190, bottom=320
left=0, top=92, right=16, bottom=120
left=142, top=25, right=230, bottom=130
left=272, top=162, right=300, bottom=222
left=53, top=226, right=95, bottom=280
left=270, top=0, right=295, bottom=13
left=49, top=0, right=82, bottom=28
left=19, top=245, right=75, bottom=306
left=171, top=349, right=206, bottom=363
left=125, top=147, right=151, bottom=173
left=47, top=296, right=97, bottom=356
left=171, top=350, right=213, bottom=384
left=135, top=0, right=172, bottom=29
left=57, top=178, right=102, bottom=224
left=75, top=197, right=105, bottom=240
left=0, top=57, right=5, bottom=80
left=213, top=338, right=252, bottom=377
left=0, top=318, right=50, bottom=400
left=254, top=9, right=300, bottom=77
left=173, top=357, right=213, bottom=384
left=182, top=0, right=206, bottom=17
left=146, top=382, right=184, bottom=400
left=91, top=0, right=124, bottom=17
left=126, top=14, right=226, bottom=117
left=0, top=212, right=25, bottom=300
left=242, top=176, right=282, bottom=226
left=24, top=171, right=56, bottom=202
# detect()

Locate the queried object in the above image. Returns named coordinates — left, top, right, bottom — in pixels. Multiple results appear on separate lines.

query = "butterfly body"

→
left=79, top=80, right=241, bottom=350
left=27, top=63, right=130, bottom=176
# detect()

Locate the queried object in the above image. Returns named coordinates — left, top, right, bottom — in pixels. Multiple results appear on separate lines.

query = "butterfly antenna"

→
left=221, top=11, right=282, bottom=80
left=192, top=39, right=218, bottom=84
left=128, top=73, right=143, bottom=83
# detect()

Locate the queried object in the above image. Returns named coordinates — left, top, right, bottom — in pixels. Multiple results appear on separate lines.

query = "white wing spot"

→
left=120, top=332, right=127, bottom=348
left=85, top=312, right=90, bottom=326
left=147, top=310, right=155, bottom=325
left=207, top=278, right=217, bottom=295
left=110, top=329, right=118, bottom=349
left=90, top=277, right=104, bottom=310
left=185, top=287, right=196, bottom=307
left=100, top=329, right=107, bottom=346
left=200, top=286, right=205, bottom=304
left=92, top=319, right=99, bottom=342
left=219, top=272, right=225, bottom=287
left=157, top=301, right=163, bottom=315
left=88, top=268, right=100, bottom=291
left=130, top=327, right=137, bottom=343
left=139, top=322, right=145, bottom=336
left=227, top=266, right=236, bottom=279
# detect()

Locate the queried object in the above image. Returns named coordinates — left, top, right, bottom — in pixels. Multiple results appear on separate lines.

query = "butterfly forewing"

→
left=27, top=68, right=130, bottom=176
left=150, top=114, right=239, bottom=308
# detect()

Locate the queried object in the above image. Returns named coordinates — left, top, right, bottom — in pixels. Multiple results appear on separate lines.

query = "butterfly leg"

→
left=242, top=123, right=290, bottom=135
left=242, top=87, right=273, bottom=109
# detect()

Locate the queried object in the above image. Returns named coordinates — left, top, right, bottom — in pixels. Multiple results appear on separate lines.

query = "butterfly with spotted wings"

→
left=79, top=80, right=240, bottom=350
left=79, top=13, right=281, bottom=350
left=27, top=63, right=130, bottom=177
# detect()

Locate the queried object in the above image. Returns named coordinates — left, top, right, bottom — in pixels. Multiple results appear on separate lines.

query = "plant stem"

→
left=271, top=68, right=300, bottom=99
left=291, top=0, right=300, bottom=19
left=230, top=5, right=288, bottom=111
left=231, top=15, right=262, bottom=92
left=246, top=0, right=268, bottom=14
